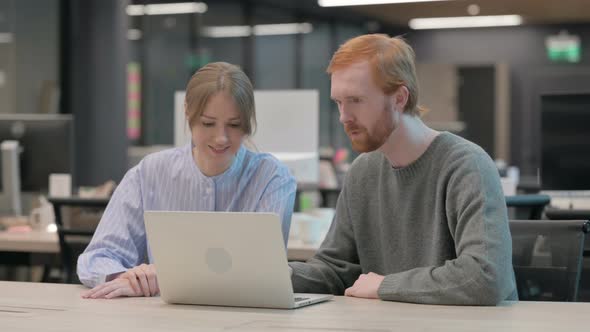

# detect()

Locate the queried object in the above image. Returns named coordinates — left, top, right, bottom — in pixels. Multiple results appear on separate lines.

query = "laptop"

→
left=144, top=211, right=333, bottom=309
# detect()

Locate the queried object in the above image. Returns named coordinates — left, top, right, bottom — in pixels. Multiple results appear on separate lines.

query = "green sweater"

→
left=290, top=132, right=518, bottom=305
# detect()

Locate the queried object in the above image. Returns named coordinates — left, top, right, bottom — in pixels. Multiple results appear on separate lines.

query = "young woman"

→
left=79, top=62, right=296, bottom=299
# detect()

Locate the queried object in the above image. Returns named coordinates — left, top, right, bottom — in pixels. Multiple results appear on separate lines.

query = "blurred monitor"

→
left=252, top=90, right=319, bottom=185
left=541, top=93, right=590, bottom=190
left=0, top=114, right=74, bottom=192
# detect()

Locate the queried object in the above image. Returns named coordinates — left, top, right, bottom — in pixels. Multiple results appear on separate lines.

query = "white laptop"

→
left=144, top=211, right=333, bottom=309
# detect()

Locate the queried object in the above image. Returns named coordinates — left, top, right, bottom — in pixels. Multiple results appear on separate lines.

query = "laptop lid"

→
left=144, top=211, right=299, bottom=309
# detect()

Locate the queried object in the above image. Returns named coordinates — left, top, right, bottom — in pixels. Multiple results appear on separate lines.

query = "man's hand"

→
left=344, top=272, right=385, bottom=299
left=81, top=264, right=159, bottom=299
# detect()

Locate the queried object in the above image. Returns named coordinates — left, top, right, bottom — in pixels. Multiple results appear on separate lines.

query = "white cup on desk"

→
left=29, top=196, right=56, bottom=231
left=29, top=204, right=55, bottom=231
left=49, top=173, right=72, bottom=198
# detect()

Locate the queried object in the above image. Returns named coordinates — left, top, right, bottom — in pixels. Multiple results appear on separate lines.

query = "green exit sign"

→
left=546, top=31, right=581, bottom=63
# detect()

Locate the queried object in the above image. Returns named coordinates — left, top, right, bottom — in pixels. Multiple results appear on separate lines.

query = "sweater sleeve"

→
left=377, top=151, right=517, bottom=305
left=289, top=185, right=362, bottom=294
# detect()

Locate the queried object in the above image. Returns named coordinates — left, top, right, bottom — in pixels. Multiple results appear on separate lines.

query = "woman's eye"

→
left=202, top=122, right=214, bottom=127
left=229, top=123, right=241, bottom=128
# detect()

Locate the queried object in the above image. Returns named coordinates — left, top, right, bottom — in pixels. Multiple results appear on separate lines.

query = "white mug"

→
left=29, top=204, right=55, bottom=230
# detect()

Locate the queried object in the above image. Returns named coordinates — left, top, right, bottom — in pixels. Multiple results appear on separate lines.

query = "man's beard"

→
left=345, top=105, right=395, bottom=153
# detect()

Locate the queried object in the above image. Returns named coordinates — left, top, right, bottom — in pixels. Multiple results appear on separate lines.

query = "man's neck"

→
left=379, top=114, right=439, bottom=169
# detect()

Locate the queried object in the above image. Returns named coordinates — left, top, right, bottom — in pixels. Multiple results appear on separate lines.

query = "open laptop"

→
left=144, top=211, right=333, bottom=309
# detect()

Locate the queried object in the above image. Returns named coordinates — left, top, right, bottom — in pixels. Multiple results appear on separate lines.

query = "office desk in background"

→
left=0, top=230, right=317, bottom=263
left=1, top=281, right=590, bottom=332
left=0, top=230, right=59, bottom=281
left=0, top=230, right=58, bottom=253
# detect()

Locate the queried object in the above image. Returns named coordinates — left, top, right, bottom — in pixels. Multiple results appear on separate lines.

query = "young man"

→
left=289, top=34, right=517, bottom=305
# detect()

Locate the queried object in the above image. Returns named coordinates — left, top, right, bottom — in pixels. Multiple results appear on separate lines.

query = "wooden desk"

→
left=0, top=230, right=59, bottom=253
left=1, top=281, right=590, bottom=332
left=0, top=231, right=59, bottom=281
left=286, top=241, right=318, bottom=261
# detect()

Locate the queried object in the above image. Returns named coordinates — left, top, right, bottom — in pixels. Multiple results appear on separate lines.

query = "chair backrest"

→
left=545, top=209, right=590, bottom=246
left=545, top=208, right=590, bottom=221
left=509, top=219, right=589, bottom=301
left=49, top=197, right=109, bottom=283
left=505, top=194, right=551, bottom=219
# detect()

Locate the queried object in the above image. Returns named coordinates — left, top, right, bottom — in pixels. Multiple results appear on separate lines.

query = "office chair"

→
left=49, top=197, right=108, bottom=283
left=545, top=208, right=590, bottom=301
left=509, top=219, right=589, bottom=301
left=505, top=194, right=551, bottom=219
left=545, top=208, right=590, bottom=221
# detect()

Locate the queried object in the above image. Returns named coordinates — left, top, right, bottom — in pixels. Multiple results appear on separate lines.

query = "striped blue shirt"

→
left=77, top=144, right=296, bottom=287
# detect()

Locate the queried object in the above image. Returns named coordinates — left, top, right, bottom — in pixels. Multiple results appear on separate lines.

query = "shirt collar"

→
left=188, top=143, right=246, bottom=183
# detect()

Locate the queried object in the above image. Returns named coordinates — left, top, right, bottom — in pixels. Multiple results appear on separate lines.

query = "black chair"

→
left=545, top=208, right=590, bottom=221
left=49, top=197, right=109, bottom=283
left=505, top=194, right=551, bottom=220
left=545, top=208, right=590, bottom=301
left=509, top=219, right=589, bottom=301
left=545, top=208, right=590, bottom=255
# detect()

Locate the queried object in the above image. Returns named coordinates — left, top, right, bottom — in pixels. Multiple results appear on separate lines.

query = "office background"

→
left=1, top=0, right=589, bottom=189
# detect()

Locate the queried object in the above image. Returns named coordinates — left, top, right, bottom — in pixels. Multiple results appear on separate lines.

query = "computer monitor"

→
left=541, top=93, right=590, bottom=190
left=252, top=90, right=319, bottom=185
left=0, top=114, right=74, bottom=192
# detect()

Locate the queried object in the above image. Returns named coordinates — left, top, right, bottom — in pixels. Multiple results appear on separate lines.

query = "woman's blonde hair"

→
left=185, top=62, right=256, bottom=135
left=327, top=34, right=426, bottom=116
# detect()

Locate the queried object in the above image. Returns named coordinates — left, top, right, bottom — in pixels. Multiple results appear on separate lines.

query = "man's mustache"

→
left=344, top=124, right=363, bottom=134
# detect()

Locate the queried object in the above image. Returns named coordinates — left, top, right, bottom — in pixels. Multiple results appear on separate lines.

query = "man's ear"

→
left=394, top=86, right=409, bottom=112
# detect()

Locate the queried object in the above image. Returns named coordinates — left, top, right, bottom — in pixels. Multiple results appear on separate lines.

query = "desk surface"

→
left=1, top=281, right=590, bottom=332
left=0, top=230, right=59, bottom=253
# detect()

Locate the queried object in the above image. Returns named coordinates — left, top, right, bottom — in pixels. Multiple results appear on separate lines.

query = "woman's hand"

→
left=81, top=264, right=159, bottom=299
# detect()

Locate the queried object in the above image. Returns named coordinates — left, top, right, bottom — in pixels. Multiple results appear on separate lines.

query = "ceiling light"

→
left=126, top=2, right=208, bottom=16
left=201, top=23, right=313, bottom=38
left=254, top=23, right=313, bottom=36
left=319, top=0, right=451, bottom=7
left=126, top=5, right=145, bottom=16
left=201, top=26, right=251, bottom=38
left=409, top=15, right=523, bottom=29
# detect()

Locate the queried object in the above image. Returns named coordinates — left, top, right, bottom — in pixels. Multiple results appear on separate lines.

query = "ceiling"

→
left=345, top=0, right=590, bottom=26
left=133, top=0, right=590, bottom=27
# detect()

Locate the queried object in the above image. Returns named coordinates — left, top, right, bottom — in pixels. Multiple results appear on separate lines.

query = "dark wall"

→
left=15, top=0, right=59, bottom=114
left=63, top=0, right=129, bottom=186
left=458, top=66, right=496, bottom=157
left=404, top=24, right=590, bottom=176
